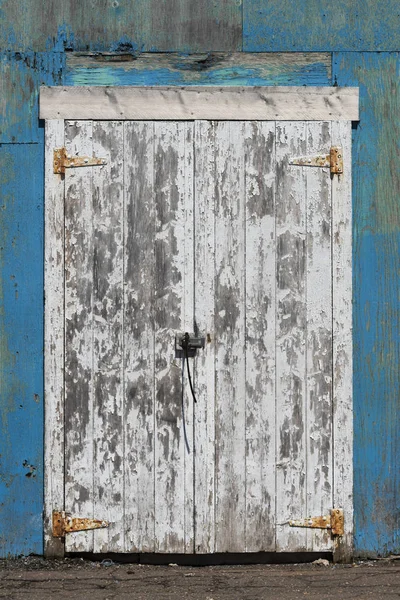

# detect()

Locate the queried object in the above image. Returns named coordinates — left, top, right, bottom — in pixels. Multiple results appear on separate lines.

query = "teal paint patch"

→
left=65, top=52, right=331, bottom=87
left=334, top=52, right=400, bottom=556
left=0, top=52, right=65, bottom=143
left=0, top=143, right=44, bottom=556
left=244, top=1, right=400, bottom=51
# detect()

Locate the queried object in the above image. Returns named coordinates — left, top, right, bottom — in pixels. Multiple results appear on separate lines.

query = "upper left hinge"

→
left=53, top=147, right=107, bottom=174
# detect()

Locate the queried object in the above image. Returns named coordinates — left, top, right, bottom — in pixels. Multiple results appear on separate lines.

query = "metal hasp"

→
left=52, top=510, right=109, bottom=537
left=53, top=147, right=107, bottom=174
left=289, top=508, right=344, bottom=536
left=175, top=332, right=206, bottom=358
left=290, top=146, right=343, bottom=175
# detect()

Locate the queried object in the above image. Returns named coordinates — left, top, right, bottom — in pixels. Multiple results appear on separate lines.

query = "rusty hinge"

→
left=52, top=510, right=109, bottom=537
left=53, top=147, right=107, bottom=174
left=290, top=146, right=343, bottom=175
left=289, top=508, right=344, bottom=536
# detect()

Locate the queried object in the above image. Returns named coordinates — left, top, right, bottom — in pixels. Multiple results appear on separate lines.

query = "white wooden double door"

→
left=55, top=117, right=351, bottom=555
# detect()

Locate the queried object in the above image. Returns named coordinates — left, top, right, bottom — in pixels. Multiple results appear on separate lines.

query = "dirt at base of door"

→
left=0, top=557, right=399, bottom=600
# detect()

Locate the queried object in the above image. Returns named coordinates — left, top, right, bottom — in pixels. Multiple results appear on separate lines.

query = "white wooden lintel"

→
left=40, top=86, right=359, bottom=121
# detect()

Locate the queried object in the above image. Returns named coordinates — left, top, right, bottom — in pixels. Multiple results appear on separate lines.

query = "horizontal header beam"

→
left=40, top=86, right=359, bottom=121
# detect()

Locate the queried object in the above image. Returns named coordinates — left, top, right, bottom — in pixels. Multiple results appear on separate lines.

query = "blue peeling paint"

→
left=244, top=1, right=400, bottom=52
left=0, top=143, right=44, bottom=556
left=65, top=61, right=331, bottom=87
left=334, top=52, right=400, bottom=556
left=0, top=52, right=65, bottom=144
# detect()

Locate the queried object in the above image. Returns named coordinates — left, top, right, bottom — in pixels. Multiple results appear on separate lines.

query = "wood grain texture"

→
left=334, top=52, right=399, bottom=559
left=44, top=120, right=65, bottom=557
left=331, top=121, right=353, bottom=562
left=213, top=121, right=246, bottom=552
left=123, top=121, right=156, bottom=553
left=304, top=121, right=333, bottom=552
left=65, top=52, right=332, bottom=88
left=45, top=116, right=352, bottom=557
left=64, top=120, right=95, bottom=553
left=193, top=120, right=216, bottom=553
left=91, top=121, right=124, bottom=553
left=275, top=122, right=308, bottom=552
left=244, top=0, right=400, bottom=51
left=244, top=121, right=276, bottom=551
left=0, top=52, right=64, bottom=143
left=0, top=0, right=241, bottom=52
left=153, top=122, right=194, bottom=553
left=39, top=86, right=359, bottom=121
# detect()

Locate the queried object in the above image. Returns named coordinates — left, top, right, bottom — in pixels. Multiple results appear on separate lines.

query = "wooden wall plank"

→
left=334, top=52, right=399, bottom=558
left=153, top=122, right=194, bottom=553
left=0, top=52, right=64, bottom=144
left=0, top=1, right=241, bottom=52
left=331, top=120, right=353, bottom=563
left=304, top=121, right=333, bottom=552
left=213, top=122, right=246, bottom=552
left=91, top=121, right=124, bottom=553
left=244, top=1, right=400, bottom=51
left=40, top=86, right=359, bottom=121
left=244, top=121, right=276, bottom=551
left=275, top=122, right=308, bottom=552
left=193, top=120, right=216, bottom=553
left=123, top=121, right=156, bottom=553
left=0, top=143, right=45, bottom=557
left=44, top=120, right=65, bottom=557
left=65, top=53, right=332, bottom=87
left=64, top=120, right=95, bottom=553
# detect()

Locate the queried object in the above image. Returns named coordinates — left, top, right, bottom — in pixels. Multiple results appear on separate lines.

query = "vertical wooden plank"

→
left=181, top=123, right=195, bottom=553
left=154, top=121, right=194, bottom=553
left=244, top=121, right=276, bottom=551
left=331, top=121, right=353, bottom=562
left=275, top=121, right=308, bottom=552
left=213, top=121, right=246, bottom=552
left=305, top=121, right=334, bottom=552
left=91, top=121, right=124, bottom=553
left=193, top=120, right=216, bottom=553
left=64, top=120, right=94, bottom=553
left=124, top=121, right=156, bottom=553
left=44, top=120, right=65, bottom=557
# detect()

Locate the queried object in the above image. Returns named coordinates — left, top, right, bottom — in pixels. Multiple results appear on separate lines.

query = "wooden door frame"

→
left=41, top=85, right=358, bottom=561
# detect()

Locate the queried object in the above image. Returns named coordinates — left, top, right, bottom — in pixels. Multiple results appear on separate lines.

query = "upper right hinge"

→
left=290, top=146, right=343, bottom=175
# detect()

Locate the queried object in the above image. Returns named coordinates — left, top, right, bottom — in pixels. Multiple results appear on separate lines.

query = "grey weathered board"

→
left=49, top=117, right=352, bottom=556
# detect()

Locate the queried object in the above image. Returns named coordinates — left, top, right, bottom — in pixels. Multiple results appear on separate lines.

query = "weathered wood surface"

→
left=39, top=86, right=359, bottom=121
left=331, top=121, right=353, bottom=562
left=0, top=0, right=241, bottom=52
left=123, top=121, right=156, bottom=553
left=44, top=120, right=65, bottom=557
left=91, top=121, right=125, bottom=553
left=153, top=121, right=194, bottom=553
left=243, top=121, right=276, bottom=551
left=0, top=52, right=64, bottom=143
left=334, top=52, right=399, bottom=558
left=305, top=122, right=333, bottom=552
left=244, top=1, right=400, bottom=51
left=275, top=121, right=308, bottom=552
left=213, top=121, right=246, bottom=552
left=54, top=118, right=351, bottom=555
left=64, top=121, right=95, bottom=553
left=65, top=52, right=332, bottom=87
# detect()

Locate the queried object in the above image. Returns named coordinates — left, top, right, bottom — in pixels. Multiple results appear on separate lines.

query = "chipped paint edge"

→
left=44, top=119, right=65, bottom=557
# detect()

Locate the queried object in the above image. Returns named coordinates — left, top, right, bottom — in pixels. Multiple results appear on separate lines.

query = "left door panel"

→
left=63, top=120, right=195, bottom=553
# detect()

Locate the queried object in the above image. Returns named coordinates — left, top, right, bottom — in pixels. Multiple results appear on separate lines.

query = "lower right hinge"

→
left=289, top=508, right=344, bottom=536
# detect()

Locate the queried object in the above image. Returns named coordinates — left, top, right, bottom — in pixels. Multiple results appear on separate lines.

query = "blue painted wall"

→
left=0, top=2, right=399, bottom=557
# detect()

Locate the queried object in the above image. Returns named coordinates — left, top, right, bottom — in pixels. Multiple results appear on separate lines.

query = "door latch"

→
left=175, top=332, right=205, bottom=358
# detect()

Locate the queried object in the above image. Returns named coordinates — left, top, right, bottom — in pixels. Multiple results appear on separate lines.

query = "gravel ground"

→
left=0, top=556, right=399, bottom=600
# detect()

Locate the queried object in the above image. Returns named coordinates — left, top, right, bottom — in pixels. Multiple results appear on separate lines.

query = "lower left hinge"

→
left=52, top=510, right=109, bottom=537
